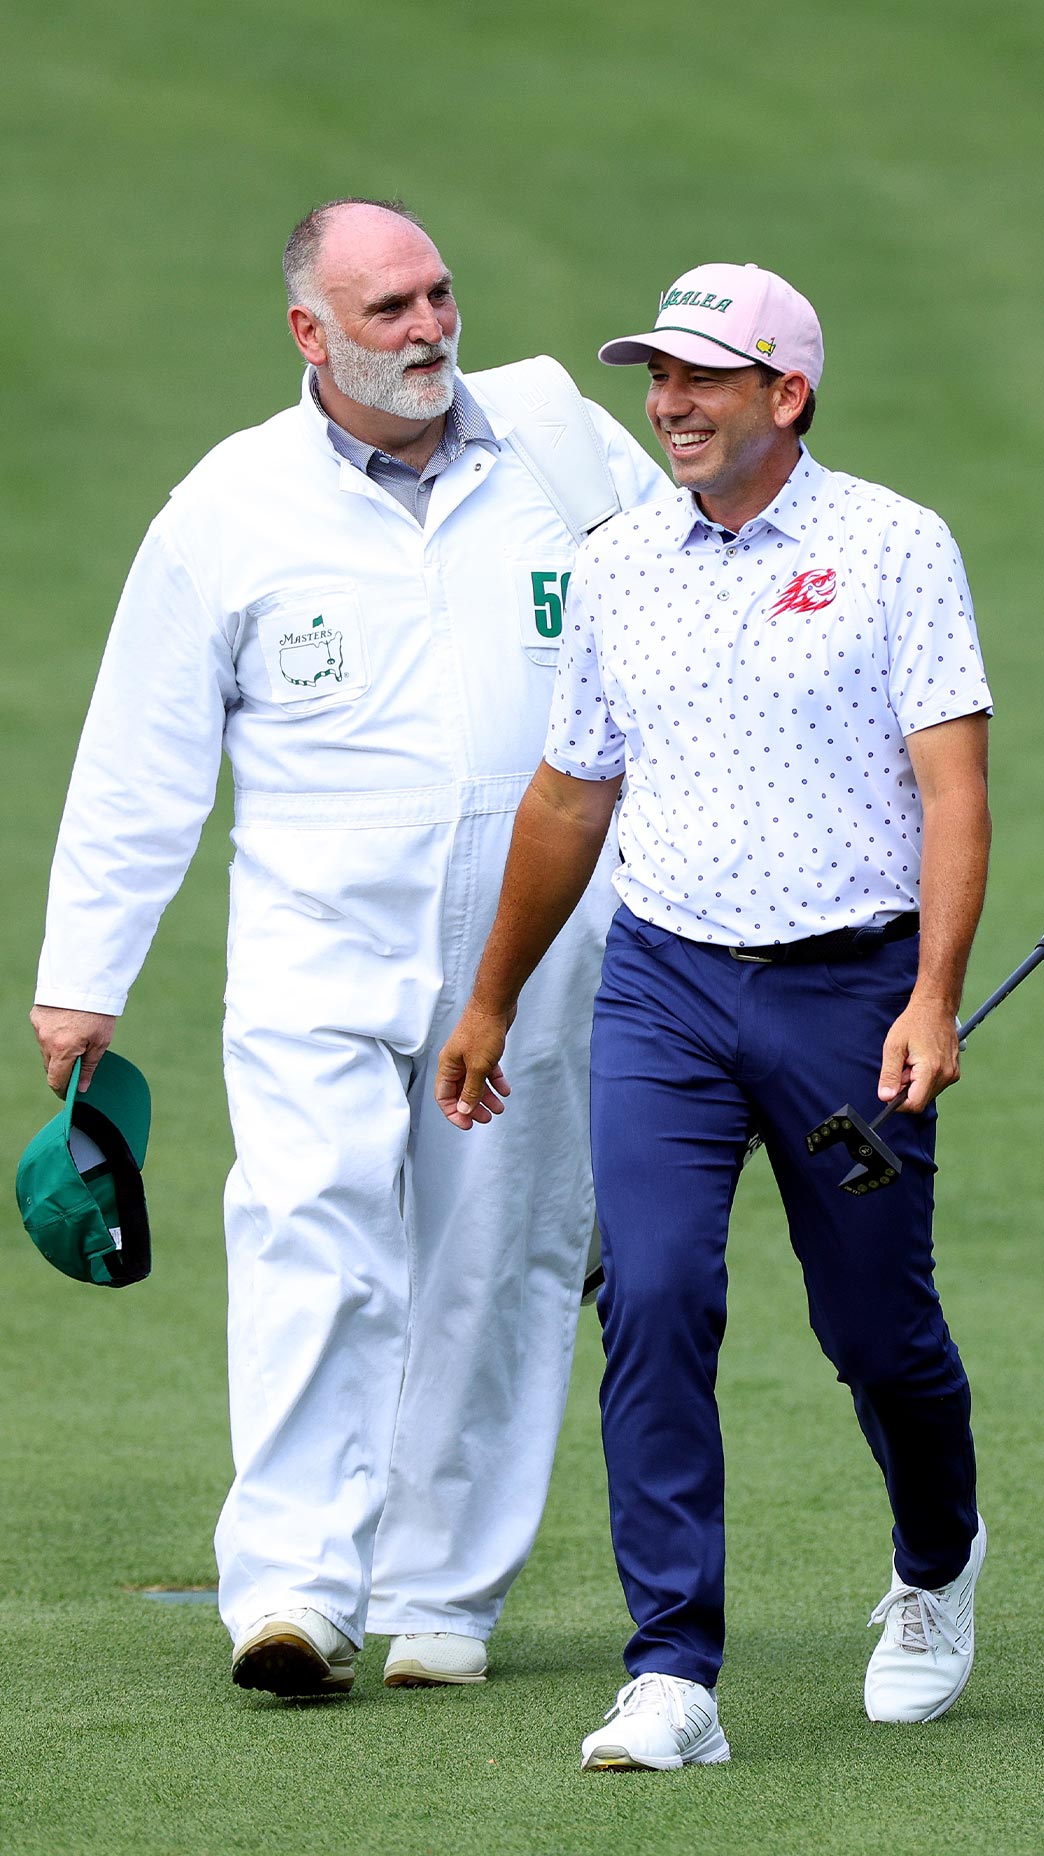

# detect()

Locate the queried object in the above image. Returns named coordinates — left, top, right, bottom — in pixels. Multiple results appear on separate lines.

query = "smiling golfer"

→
left=436, top=261, right=993, bottom=1768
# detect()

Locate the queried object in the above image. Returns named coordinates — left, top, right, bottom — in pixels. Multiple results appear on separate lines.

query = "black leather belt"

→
left=728, top=913, right=919, bottom=965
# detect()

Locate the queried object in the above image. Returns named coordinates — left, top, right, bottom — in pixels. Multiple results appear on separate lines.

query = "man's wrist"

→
left=907, top=982, right=963, bottom=1017
left=468, top=990, right=516, bottom=1020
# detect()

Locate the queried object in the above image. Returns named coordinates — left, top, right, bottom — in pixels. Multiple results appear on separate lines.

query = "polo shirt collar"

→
left=758, top=445, right=827, bottom=541
left=668, top=445, right=827, bottom=549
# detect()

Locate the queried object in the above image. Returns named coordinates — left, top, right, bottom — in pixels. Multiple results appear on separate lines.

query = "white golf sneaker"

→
left=383, top=1631, right=488, bottom=1687
left=580, top=1673, right=731, bottom=1771
left=232, top=1607, right=356, bottom=1696
left=864, top=1515, right=987, bottom=1722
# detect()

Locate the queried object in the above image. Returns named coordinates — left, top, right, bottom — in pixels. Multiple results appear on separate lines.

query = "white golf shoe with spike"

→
left=231, top=1607, right=356, bottom=1696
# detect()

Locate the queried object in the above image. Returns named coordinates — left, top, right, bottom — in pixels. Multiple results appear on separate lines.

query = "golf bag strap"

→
left=467, top=356, right=622, bottom=543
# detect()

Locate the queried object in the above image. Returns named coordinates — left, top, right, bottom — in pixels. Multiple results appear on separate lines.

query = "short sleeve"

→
left=881, top=509, right=993, bottom=734
left=543, top=558, right=627, bottom=780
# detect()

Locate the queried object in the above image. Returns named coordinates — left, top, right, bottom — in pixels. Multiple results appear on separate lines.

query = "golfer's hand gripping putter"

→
left=806, top=933, right=1044, bottom=1195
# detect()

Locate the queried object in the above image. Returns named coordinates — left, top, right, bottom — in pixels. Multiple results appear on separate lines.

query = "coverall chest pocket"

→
left=246, top=586, right=371, bottom=711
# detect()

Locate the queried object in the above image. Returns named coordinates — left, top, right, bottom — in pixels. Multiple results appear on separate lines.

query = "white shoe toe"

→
left=383, top=1631, right=488, bottom=1687
left=580, top=1674, right=730, bottom=1771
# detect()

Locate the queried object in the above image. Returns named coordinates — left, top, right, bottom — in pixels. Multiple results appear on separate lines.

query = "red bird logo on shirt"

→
left=768, top=568, right=837, bottom=618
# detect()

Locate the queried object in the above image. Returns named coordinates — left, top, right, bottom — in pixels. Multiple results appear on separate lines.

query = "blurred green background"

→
left=2, top=1, right=1042, bottom=1851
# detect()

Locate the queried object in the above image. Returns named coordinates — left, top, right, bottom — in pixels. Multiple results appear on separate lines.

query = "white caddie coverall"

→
left=36, top=366, right=665, bottom=1647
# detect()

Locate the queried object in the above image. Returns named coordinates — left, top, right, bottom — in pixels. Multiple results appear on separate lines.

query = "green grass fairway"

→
left=2, top=1, right=1043, bottom=1851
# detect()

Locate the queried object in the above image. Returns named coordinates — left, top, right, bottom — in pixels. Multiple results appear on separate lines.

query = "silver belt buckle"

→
left=729, top=946, right=773, bottom=963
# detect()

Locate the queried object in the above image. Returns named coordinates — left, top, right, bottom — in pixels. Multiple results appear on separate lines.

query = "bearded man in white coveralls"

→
left=30, top=197, right=666, bottom=1697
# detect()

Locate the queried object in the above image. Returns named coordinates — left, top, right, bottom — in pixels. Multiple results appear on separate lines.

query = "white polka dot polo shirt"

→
left=544, top=448, right=993, bottom=947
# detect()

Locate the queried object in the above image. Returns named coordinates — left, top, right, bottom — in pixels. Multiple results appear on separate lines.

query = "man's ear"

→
left=288, top=304, right=328, bottom=366
left=771, top=370, right=811, bottom=431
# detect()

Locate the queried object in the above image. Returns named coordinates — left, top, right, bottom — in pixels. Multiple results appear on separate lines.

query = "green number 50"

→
left=531, top=570, right=571, bottom=639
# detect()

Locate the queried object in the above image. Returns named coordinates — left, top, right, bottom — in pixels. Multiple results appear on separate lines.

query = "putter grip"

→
left=955, top=938, right=1044, bottom=1042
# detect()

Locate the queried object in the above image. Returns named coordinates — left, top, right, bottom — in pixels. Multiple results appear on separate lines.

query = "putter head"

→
left=805, top=1104, right=904, bottom=1195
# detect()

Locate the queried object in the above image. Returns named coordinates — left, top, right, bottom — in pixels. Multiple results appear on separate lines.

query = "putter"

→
left=806, top=933, right=1044, bottom=1195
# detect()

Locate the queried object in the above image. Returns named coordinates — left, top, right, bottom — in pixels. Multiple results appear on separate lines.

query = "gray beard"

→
left=323, top=319, right=461, bottom=420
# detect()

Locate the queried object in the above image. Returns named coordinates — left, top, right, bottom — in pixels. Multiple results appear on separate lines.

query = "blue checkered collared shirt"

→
left=309, top=369, right=499, bottom=526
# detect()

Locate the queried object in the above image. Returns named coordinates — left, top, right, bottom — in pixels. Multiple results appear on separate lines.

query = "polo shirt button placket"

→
left=717, top=537, right=738, bottom=600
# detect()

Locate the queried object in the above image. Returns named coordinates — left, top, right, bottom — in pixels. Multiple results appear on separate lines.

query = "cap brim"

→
left=72, top=1100, right=151, bottom=1285
left=79, top=1051, right=151, bottom=1168
left=598, top=330, right=760, bottom=369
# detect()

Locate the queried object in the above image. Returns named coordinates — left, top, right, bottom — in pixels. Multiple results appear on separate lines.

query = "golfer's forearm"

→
left=904, top=713, right=990, bottom=1012
left=910, top=751, right=991, bottom=1013
left=470, top=766, right=620, bottom=1014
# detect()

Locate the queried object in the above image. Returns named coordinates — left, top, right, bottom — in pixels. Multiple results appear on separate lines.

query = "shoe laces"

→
left=606, top=1673, right=693, bottom=1731
left=868, top=1582, right=967, bottom=1655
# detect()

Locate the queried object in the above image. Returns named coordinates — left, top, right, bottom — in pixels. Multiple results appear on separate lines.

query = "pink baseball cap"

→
left=599, top=262, right=824, bottom=389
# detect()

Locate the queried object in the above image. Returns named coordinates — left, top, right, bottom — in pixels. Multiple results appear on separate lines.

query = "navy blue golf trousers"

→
left=590, top=904, right=978, bottom=1688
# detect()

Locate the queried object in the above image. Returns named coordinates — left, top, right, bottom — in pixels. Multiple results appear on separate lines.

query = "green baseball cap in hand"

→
left=15, top=1052, right=152, bottom=1287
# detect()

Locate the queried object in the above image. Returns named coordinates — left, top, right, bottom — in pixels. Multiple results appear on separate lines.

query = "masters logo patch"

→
left=278, top=616, right=344, bottom=688
left=250, top=586, right=370, bottom=706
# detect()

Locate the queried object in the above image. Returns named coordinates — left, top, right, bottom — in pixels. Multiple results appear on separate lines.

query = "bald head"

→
left=283, top=197, right=431, bottom=317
